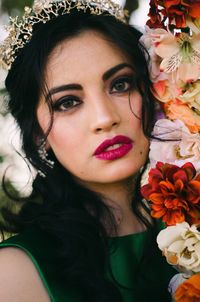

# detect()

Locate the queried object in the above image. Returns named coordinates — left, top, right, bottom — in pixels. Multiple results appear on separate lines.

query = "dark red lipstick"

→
left=94, top=135, right=133, bottom=160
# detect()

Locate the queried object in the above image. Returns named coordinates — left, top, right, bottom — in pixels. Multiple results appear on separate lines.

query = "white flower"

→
left=150, top=119, right=200, bottom=172
left=157, top=222, right=200, bottom=274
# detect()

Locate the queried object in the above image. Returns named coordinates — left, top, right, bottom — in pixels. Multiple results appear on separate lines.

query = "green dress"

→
left=0, top=224, right=175, bottom=301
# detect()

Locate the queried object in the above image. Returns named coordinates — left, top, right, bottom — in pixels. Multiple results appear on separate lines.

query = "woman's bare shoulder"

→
left=0, top=247, right=50, bottom=302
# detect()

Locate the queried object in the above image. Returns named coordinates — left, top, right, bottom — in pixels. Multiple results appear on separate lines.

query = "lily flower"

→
left=152, top=29, right=200, bottom=82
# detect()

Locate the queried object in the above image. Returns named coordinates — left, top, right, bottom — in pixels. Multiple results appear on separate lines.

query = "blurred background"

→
left=0, top=0, right=149, bottom=203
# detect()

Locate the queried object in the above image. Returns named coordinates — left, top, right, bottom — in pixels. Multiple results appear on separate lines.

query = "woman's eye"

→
left=111, top=77, right=135, bottom=93
left=52, top=97, right=81, bottom=112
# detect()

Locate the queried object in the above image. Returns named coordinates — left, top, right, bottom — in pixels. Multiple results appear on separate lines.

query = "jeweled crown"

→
left=0, top=0, right=128, bottom=70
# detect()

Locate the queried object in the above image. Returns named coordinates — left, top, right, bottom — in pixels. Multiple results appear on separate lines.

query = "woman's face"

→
left=37, top=30, right=149, bottom=189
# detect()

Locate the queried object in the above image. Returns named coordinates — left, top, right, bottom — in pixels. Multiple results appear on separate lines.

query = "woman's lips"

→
left=94, top=135, right=133, bottom=160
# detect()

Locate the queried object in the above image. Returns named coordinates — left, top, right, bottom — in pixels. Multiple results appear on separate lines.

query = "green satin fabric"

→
left=107, top=230, right=175, bottom=302
left=0, top=225, right=175, bottom=301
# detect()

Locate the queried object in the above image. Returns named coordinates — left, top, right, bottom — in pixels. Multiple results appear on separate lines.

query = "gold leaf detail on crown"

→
left=0, top=0, right=128, bottom=70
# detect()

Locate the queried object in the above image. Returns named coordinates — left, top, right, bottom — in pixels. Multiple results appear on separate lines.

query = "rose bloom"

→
left=175, top=273, right=200, bottom=302
left=164, top=101, right=200, bottom=133
left=149, top=119, right=200, bottom=172
left=157, top=222, right=200, bottom=273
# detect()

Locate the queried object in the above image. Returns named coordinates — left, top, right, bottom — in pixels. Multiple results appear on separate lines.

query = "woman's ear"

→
left=34, top=133, right=51, bottom=151
left=45, top=140, right=51, bottom=151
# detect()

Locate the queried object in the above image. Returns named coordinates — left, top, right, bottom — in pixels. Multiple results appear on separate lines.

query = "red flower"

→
left=147, top=0, right=200, bottom=29
left=147, top=0, right=164, bottom=29
left=188, top=2, right=200, bottom=18
left=141, top=162, right=200, bottom=226
left=161, top=5, right=187, bottom=28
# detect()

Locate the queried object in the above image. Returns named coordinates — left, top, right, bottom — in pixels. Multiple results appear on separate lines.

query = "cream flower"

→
left=140, top=27, right=167, bottom=83
left=33, top=0, right=52, bottom=13
left=151, top=29, right=200, bottom=83
left=153, top=79, right=183, bottom=102
left=165, top=101, right=200, bottom=133
left=150, top=119, right=200, bottom=172
left=157, top=222, right=200, bottom=273
left=178, top=80, right=200, bottom=114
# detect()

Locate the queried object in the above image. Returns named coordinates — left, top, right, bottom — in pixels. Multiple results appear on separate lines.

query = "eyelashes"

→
left=51, top=75, right=137, bottom=112
left=110, top=75, right=136, bottom=94
left=52, top=96, right=82, bottom=112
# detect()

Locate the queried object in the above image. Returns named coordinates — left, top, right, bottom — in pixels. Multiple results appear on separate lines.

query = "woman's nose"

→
left=89, top=93, right=121, bottom=133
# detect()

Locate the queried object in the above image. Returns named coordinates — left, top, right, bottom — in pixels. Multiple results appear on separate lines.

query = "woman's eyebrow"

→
left=46, top=84, right=82, bottom=99
left=102, top=63, right=134, bottom=81
left=46, top=63, right=134, bottom=99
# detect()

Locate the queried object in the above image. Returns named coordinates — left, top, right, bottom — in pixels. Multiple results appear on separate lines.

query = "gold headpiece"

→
left=0, top=0, right=127, bottom=70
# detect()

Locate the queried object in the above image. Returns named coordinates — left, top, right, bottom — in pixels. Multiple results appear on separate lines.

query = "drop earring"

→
left=38, top=139, right=55, bottom=169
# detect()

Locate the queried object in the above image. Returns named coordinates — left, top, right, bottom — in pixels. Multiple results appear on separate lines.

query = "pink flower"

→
left=140, top=27, right=167, bottom=82
left=150, top=119, right=200, bottom=172
left=153, top=80, right=183, bottom=102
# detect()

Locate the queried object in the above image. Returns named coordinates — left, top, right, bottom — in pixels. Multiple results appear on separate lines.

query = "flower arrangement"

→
left=140, top=1, right=200, bottom=301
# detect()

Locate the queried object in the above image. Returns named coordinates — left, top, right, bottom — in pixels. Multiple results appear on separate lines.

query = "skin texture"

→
left=37, top=31, right=149, bottom=204
left=0, top=248, right=50, bottom=301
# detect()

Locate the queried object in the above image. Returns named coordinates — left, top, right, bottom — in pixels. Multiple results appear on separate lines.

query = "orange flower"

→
left=161, top=1, right=188, bottom=28
left=188, top=3, right=200, bottom=18
left=141, top=162, right=200, bottom=225
left=175, top=274, right=200, bottom=302
left=164, top=101, right=200, bottom=134
left=147, top=0, right=200, bottom=29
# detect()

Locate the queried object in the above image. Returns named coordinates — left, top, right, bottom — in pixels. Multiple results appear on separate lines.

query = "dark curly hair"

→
left=2, top=9, right=156, bottom=302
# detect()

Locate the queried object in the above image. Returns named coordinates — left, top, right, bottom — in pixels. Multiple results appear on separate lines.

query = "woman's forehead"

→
left=44, top=30, right=130, bottom=84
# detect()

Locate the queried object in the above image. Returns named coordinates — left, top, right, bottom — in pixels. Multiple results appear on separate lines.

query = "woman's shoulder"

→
left=0, top=246, right=50, bottom=301
left=0, top=227, right=55, bottom=301
left=0, top=227, right=80, bottom=302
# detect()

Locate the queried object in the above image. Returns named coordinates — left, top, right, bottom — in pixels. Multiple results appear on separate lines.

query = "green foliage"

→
left=1, top=0, right=33, bottom=14
left=124, top=0, right=139, bottom=22
left=0, top=181, right=19, bottom=205
left=0, top=181, right=20, bottom=225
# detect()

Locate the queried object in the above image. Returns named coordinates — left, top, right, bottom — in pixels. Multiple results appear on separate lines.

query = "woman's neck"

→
left=87, top=176, right=147, bottom=236
left=76, top=174, right=147, bottom=236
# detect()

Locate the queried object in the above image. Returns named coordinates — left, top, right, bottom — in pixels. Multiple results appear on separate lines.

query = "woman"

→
left=0, top=0, right=176, bottom=301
